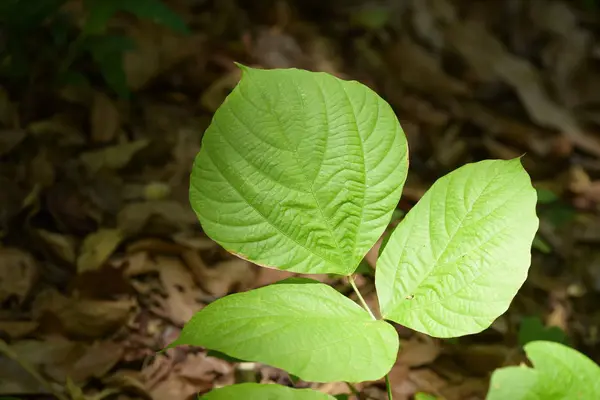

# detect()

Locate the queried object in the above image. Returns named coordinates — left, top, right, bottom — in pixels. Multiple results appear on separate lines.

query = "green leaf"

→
left=190, top=66, right=408, bottom=275
left=376, top=158, right=539, bottom=337
left=486, top=341, right=600, bottom=399
left=120, top=0, right=189, bottom=33
left=535, top=188, right=558, bottom=204
left=168, top=282, right=399, bottom=383
left=83, top=0, right=188, bottom=34
left=85, top=34, right=135, bottom=98
left=201, top=383, right=336, bottom=399
left=414, top=393, right=438, bottom=400
left=518, top=317, right=568, bottom=346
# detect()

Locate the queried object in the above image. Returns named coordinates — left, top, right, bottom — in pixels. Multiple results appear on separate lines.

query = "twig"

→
left=0, top=338, right=69, bottom=400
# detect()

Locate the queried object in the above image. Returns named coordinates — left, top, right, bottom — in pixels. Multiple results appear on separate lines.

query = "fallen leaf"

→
left=0, top=247, right=38, bottom=305
left=32, top=289, right=134, bottom=338
left=5, top=337, right=123, bottom=386
left=0, top=129, right=25, bottom=156
left=80, top=139, right=149, bottom=174
left=36, top=229, right=77, bottom=264
left=91, top=91, right=120, bottom=143
left=181, top=250, right=255, bottom=297
left=149, top=256, right=206, bottom=326
left=77, top=228, right=124, bottom=273
left=117, top=200, right=196, bottom=235
left=398, top=335, right=441, bottom=367
left=445, top=19, right=600, bottom=156
left=0, top=320, right=39, bottom=339
left=387, top=36, right=469, bottom=97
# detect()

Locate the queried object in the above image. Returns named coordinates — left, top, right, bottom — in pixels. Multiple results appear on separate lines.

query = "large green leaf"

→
left=167, top=282, right=399, bottom=382
left=190, top=66, right=408, bottom=275
left=486, top=341, right=600, bottom=399
left=201, top=383, right=336, bottom=400
left=376, top=158, right=538, bottom=337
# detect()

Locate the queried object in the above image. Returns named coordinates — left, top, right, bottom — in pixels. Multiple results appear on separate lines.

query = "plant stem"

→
left=345, top=382, right=361, bottom=398
left=348, top=275, right=376, bottom=320
left=385, top=375, right=393, bottom=399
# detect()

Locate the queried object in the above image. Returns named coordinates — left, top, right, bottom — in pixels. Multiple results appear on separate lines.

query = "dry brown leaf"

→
left=397, top=335, right=441, bottom=368
left=77, top=228, right=124, bottom=273
left=150, top=256, right=205, bottom=326
left=117, top=201, right=196, bottom=235
left=0, top=247, right=38, bottom=304
left=445, top=19, right=600, bottom=157
left=123, top=22, right=205, bottom=91
left=6, top=337, right=123, bottom=386
left=387, top=36, right=469, bottom=97
left=80, top=139, right=149, bottom=174
left=0, top=320, right=39, bottom=339
left=144, top=352, right=231, bottom=400
left=182, top=250, right=256, bottom=297
left=32, top=289, right=134, bottom=338
left=91, top=91, right=120, bottom=143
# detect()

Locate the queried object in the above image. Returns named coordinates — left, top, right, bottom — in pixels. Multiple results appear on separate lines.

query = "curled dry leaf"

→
left=0, top=247, right=38, bottom=305
left=148, top=256, right=206, bottom=326
left=32, top=289, right=134, bottom=338
left=181, top=250, right=256, bottom=297
left=147, top=353, right=233, bottom=400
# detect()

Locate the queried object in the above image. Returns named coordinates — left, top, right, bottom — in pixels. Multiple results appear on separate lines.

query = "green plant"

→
left=0, top=0, right=188, bottom=97
left=486, top=341, right=600, bottom=399
left=170, top=65, right=539, bottom=398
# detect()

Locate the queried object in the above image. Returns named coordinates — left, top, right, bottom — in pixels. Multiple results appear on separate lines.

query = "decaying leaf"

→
left=91, top=91, right=121, bottom=143
left=80, top=139, right=149, bottom=173
left=77, top=229, right=124, bottom=273
left=148, top=256, right=206, bottom=326
left=32, top=289, right=134, bottom=338
left=117, top=200, right=196, bottom=235
left=0, top=247, right=38, bottom=305
left=36, top=229, right=77, bottom=264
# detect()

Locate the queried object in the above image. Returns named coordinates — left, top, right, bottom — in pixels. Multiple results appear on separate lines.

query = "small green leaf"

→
left=83, top=0, right=188, bottom=34
left=201, top=383, right=336, bottom=399
left=486, top=341, right=600, bottom=399
left=120, top=0, right=189, bottom=33
left=531, top=235, right=551, bottom=254
left=518, top=317, right=568, bottom=346
left=190, top=66, right=408, bottom=275
left=168, top=283, right=399, bottom=383
left=376, top=158, right=539, bottom=337
left=414, top=393, right=438, bottom=400
left=85, top=34, right=135, bottom=98
left=535, top=188, right=558, bottom=204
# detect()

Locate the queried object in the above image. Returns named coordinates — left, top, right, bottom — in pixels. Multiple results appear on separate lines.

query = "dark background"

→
left=1, top=0, right=600, bottom=399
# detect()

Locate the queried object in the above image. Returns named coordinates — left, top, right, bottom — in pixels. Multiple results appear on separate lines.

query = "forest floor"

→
left=1, top=0, right=600, bottom=399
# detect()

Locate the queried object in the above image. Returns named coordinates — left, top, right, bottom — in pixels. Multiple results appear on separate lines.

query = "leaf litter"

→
left=1, top=0, right=600, bottom=399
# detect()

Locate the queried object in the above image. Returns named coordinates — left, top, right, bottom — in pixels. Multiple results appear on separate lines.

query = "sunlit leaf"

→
left=377, top=158, right=538, bottom=337
left=190, top=66, right=408, bottom=275
left=201, top=383, right=336, bottom=400
left=168, top=282, right=398, bottom=382
left=486, top=341, right=600, bottom=399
